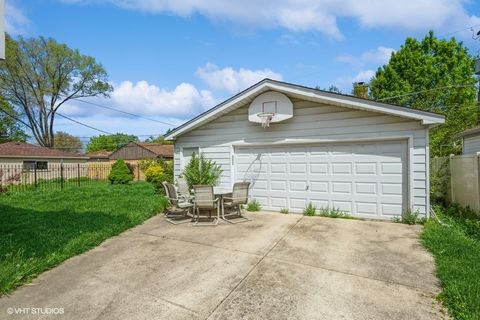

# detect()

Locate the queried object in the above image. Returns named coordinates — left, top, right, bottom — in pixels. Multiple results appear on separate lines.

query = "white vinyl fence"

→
left=432, top=154, right=480, bottom=211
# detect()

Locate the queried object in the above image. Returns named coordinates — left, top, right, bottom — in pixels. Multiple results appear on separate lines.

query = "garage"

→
left=235, top=141, right=407, bottom=219
left=167, top=79, right=444, bottom=219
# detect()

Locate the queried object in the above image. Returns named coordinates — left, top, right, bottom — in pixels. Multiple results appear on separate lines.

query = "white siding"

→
left=464, top=135, right=480, bottom=154
left=174, top=99, right=430, bottom=215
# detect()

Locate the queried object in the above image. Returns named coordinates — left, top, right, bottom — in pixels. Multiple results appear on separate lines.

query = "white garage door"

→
left=235, top=141, right=407, bottom=219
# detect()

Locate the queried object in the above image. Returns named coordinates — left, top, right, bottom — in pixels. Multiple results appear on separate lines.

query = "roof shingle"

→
left=0, top=142, right=87, bottom=158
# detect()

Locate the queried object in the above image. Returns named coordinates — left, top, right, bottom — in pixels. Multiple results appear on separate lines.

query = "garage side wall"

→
left=174, top=100, right=429, bottom=215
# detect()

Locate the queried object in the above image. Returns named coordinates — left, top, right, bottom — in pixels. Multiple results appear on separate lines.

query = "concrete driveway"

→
left=0, top=212, right=447, bottom=319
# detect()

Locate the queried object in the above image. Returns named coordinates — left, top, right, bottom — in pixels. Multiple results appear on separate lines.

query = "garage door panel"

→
left=310, top=181, right=329, bottom=192
left=332, top=201, right=352, bottom=212
left=310, top=163, right=328, bottom=174
left=290, top=163, right=307, bottom=173
left=331, top=182, right=352, bottom=194
left=355, top=162, right=377, bottom=175
left=355, top=182, right=377, bottom=195
left=270, top=180, right=287, bottom=191
left=235, top=140, right=406, bottom=219
left=290, top=198, right=307, bottom=211
left=355, top=202, right=378, bottom=215
left=331, top=162, right=352, bottom=175
left=290, top=180, right=308, bottom=192
left=270, top=197, right=288, bottom=208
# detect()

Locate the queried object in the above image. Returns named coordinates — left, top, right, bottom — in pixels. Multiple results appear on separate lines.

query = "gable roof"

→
left=0, top=142, right=88, bottom=159
left=109, top=141, right=173, bottom=160
left=456, top=126, right=480, bottom=139
left=136, top=142, right=174, bottom=158
left=165, top=78, right=445, bottom=140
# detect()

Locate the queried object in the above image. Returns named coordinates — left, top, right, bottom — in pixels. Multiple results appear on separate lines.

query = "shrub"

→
left=318, top=207, right=353, bottom=219
left=392, top=209, right=426, bottom=225
left=140, top=158, right=173, bottom=194
left=246, top=199, right=261, bottom=212
left=303, top=202, right=316, bottom=216
left=108, top=160, right=133, bottom=184
left=280, top=208, right=289, bottom=214
left=182, top=153, right=222, bottom=189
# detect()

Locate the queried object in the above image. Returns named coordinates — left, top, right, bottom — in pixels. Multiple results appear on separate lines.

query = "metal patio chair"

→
left=163, top=181, right=193, bottom=224
left=193, top=185, right=220, bottom=226
left=221, top=182, right=251, bottom=224
left=177, top=176, right=193, bottom=201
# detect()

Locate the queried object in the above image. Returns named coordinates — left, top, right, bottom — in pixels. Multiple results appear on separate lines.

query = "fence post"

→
left=449, top=154, right=455, bottom=203
left=477, top=153, right=480, bottom=211
left=77, top=163, right=81, bottom=187
left=60, top=162, right=64, bottom=190
left=34, top=165, right=37, bottom=189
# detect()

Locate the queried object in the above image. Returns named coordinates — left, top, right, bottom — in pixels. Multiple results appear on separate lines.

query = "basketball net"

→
left=257, top=112, right=275, bottom=128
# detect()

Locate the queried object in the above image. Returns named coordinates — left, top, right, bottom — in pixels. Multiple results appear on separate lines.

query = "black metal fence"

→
left=0, top=163, right=113, bottom=192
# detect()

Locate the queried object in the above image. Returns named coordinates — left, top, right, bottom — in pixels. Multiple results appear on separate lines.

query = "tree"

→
left=0, top=34, right=112, bottom=147
left=144, top=135, right=173, bottom=145
left=53, top=131, right=82, bottom=153
left=370, top=31, right=478, bottom=156
left=0, top=98, right=27, bottom=143
left=315, top=85, right=343, bottom=94
left=86, top=133, right=138, bottom=153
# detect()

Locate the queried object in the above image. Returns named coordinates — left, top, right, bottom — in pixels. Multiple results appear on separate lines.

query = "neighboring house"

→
left=86, top=150, right=112, bottom=162
left=0, top=142, right=89, bottom=184
left=109, top=141, right=173, bottom=161
left=457, top=126, right=480, bottom=154
left=166, top=79, right=445, bottom=220
left=0, top=141, right=88, bottom=167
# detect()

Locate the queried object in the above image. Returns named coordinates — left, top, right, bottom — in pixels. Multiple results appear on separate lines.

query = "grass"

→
left=392, top=209, right=427, bottom=225
left=303, top=202, right=317, bottom=216
left=0, top=182, right=167, bottom=296
left=318, top=207, right=354, bottom=219
left=280, top=208, right=289, bottom=214
left=421, top=204, right=480, bottom=320
left=246, top=199, right=262, bottom=212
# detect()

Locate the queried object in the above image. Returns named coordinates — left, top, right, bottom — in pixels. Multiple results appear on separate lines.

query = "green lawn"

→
left=421, top=205, right=480, bottom=320
left=0, top=182, right=167, bottom=296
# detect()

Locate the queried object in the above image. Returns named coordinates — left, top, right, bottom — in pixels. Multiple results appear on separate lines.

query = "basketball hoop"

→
left=257, top=112, right=275, bottom=128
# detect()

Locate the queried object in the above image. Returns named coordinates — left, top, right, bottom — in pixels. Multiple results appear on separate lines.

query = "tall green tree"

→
left=86, top=133, right=138, bottom=153
left=53, top=131, right=83, bottom=153
left=0, top=34, right=112, bottom=147
left=370, top=31, right=478, bottom=156
left=0, top=98, right=27, bottom=143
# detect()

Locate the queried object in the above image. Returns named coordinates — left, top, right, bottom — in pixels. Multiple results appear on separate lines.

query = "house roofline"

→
left=0, top=155, right=89, bottom=160
left=165, top=79, right=445, bottom=140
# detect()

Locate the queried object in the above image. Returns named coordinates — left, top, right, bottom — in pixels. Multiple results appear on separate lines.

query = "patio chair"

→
left=193, top=185, right=219, bottom=226
left=221, top=182, right=251, bottom=224
left=177, top=176, right=193, bottom=201
left=163, top=181, right=193, bottom=224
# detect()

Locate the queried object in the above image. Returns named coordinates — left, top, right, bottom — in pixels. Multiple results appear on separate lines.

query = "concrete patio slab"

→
left=0, top=212, right=447, bottom=320
left=268, top=217, right=440, bottom=292
left=210, top=258, right=444, bottom=320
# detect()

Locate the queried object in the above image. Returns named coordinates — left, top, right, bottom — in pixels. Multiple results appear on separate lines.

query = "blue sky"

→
left=4, top=0, right=480, bottom=142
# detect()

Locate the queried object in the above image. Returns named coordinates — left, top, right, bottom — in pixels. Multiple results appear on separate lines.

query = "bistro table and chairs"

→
left=162, top=179, right=251, bottom=226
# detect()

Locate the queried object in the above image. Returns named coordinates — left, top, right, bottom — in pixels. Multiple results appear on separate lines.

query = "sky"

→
left=4, top=0, right=480, bottom=144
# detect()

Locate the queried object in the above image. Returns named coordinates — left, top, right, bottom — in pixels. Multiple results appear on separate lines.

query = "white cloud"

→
left=4, top=2, right=30, bottom=35
left=196, top=63, right=283, bottom=93
left=61, top=80, right=217, bottom=118
left=62, top=0, right=480, bottom=39
left=337, top=46, right=395, bottom=67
